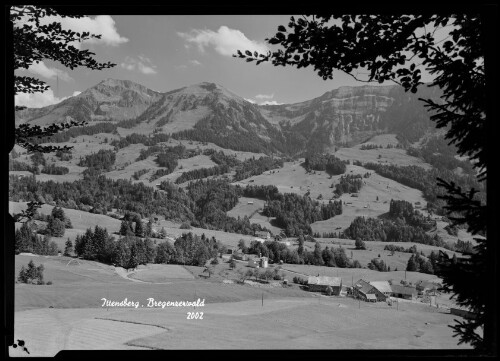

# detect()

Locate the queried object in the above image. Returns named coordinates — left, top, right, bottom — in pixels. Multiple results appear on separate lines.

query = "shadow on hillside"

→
left=377, top=212, right=392, bottom=220
left=269, top=218, right=282, bottom=228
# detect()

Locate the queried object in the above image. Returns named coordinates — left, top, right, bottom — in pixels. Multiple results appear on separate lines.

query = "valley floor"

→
left=10, top=255, right=472, bottom=355
left=10, top=295, right=470, bottom=356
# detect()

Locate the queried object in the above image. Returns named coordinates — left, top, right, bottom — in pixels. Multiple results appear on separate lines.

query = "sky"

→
left=14, top=14, right=435, bottom=108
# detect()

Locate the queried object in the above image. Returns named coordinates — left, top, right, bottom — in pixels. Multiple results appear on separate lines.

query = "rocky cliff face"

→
left=261, top=85, right=395, bottom=146
left=260, top=84, right=439, bottom=150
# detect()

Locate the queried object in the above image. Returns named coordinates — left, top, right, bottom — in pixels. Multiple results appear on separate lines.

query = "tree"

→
left=406, top=255, right=418, bottom=272
left=112, top=238, right=131, bottom=268
left=145, top=219, right=153, bottom=237
left=237, top=269, right=250, bottom=283
left=48, top=241, right=59, bottom=255
left=355, top=238, right=366, bottom=250
left=155, top=241, right=176, bottom=264
left=144, top=238, right=156, bottom=264
left=31, top=152, right=46, bottom=167
left=10, top=5, right=115, bottom=221
left=238, top=239, right=247, bottom=253
left=229, top=257, right=236, bottom=270
left=235, top=13, right=491, bottom=349
left=46, top=216, right=65, bottom=237
left=204, top=265, right=215, bottom=278
left=119, top=220, right=134, bottom=236
left=127, top=242, right=139, bottom=270
left=159, top=227, right=168, bottom=239
left=297, top=235, right=305, bottom=255
left=134, top=219, right=144, bottom=238
left=18, top=260, right=45, bottom=285
left=51, top=206, right=65, bottom=221
left=263, top=269, right=274, bottom=282
left=313, top=242, right=324, bottom=266
left=252, top=268, right=259, bottom=281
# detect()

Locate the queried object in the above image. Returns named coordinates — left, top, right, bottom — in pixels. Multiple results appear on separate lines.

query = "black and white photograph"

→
left=5, top=4, right=496, bottom=357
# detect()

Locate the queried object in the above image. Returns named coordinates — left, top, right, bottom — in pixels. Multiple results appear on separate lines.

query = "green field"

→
left=12, top=244, right=469, bottom=354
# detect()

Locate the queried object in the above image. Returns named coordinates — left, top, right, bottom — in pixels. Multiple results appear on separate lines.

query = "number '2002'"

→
left=187, top=312, right=203, bottom=319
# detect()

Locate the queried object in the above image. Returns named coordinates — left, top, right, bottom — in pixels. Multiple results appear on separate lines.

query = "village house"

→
left=232, top=250, right=248, bottom=261
left=390, top=284, right=418, bottom=300
left=259, top=257, right=269, bottom=268
left=307, top=276, right=342, bottom=295
left=248, top=258, right=259, bottom=268
left=248, top=256, right=269, bottom=268
left=369, top=281, right=393, bottom=298
left=353, top=279, right=387, bottom=302
left=255, top=231, right=270, bottom=240
left=415, top=280, right=440, bottom=294
left=252, top=237, right=266, bottom=244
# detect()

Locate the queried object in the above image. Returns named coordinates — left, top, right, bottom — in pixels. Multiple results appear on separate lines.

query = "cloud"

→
left=50, top=15, right=128, bottom=47
left=255, top=93, right=274, bottom=100
left=189, top=60, right=202, bottom=66
left=245, top=93, right=282, bottom=105
left=178, top=26, right=269, bottom=57
left=15, top=89, right=81, bottom=108
left=13, top=10, right=127, bottom=48
left=27, top=61, right=73, bottom=82
left=120, top=56, right=158, bottom=74
left=260, top=100, right=283, bottom=106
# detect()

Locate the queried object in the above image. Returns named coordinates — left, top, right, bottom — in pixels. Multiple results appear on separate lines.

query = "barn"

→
left=307, top=276, right=342, bottom=295
left=390, top=284, right=418, bottom=300
left=369, top=281, right=393, bottom=298
left=353, top=279, right=387, bottom=302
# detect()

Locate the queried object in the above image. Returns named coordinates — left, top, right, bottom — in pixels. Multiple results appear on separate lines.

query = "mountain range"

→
left=15, top=78, right=442, bottom=155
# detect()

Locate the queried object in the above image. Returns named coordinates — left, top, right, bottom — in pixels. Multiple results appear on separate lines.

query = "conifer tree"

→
left=406, top=255, right=418, bottom=272
left=128, top=242, right=139, bottom=270
left=144, top=238, right=156, bottom=263
left=63, top=239, right=73, bottom=256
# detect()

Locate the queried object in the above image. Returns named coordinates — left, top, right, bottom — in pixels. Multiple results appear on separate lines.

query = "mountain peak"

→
left=98, top=78, right=130, bottom=86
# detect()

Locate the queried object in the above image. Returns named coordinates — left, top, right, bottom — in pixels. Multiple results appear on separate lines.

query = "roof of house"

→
left=308, top=276, right=342, bottom=287
left=416, top=280, right=441, bottom=290
left=253, top=238, right=266, bottom=243
left=354, top=279, right=375, bottom=294
left=391, top=284, right=418, bottom=296
left=369, top=281, right=392, bottom=294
